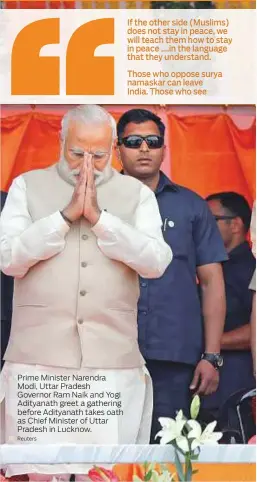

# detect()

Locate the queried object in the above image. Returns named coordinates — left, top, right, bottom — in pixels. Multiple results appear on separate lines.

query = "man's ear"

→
left=114, top=143, right=122, bottom=161
left=161, top=144, right=166, bottom=166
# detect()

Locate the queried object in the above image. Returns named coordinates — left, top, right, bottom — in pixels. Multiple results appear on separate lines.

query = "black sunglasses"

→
left=118, top=135, right=164, bottom=149
left=214, top=215, right=237, bottom=221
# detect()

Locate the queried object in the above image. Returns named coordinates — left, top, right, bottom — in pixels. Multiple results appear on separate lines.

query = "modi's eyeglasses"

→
left=69, top=148, right=109, bottom=160
left=117, top=135, right=164, bottom=149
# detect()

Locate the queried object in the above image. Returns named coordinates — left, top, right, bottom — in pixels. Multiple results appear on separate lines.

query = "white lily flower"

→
left=175, top=435, right=190, bottom=453
left=175, top=410, right=184, bottom=421
left=156, top=412, right=187, bottom=447
left=187, top=420, right=223, bottom=450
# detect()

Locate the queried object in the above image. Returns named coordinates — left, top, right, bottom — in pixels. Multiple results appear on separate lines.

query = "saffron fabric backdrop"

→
left=1, top=106, right=255, bottom=206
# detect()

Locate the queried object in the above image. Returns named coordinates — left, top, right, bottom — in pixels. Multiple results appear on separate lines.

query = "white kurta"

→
left=0, top=173, right=172, bottom=476
left=0, top=175, right=172, bottom=279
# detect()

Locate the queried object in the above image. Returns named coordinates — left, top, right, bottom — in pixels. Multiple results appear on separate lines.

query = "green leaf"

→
left=143, top=462, right=149, bottom=476
left=174, top=449, right=185, bottom=482
left=145, top=470, right=153, bottom=481
left=190, top=454, right=200, bottom=461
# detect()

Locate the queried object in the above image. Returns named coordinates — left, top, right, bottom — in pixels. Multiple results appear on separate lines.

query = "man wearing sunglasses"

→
left=116, top=108, right=227, bottom=443
left=201, top=192, right=256, bottom=426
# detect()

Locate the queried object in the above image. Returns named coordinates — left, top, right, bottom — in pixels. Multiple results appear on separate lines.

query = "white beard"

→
left=57, top=155, right=108, bottom=187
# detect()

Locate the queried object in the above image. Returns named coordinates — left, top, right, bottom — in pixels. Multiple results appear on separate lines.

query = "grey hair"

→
left=61, top=104, right=117, bottom=140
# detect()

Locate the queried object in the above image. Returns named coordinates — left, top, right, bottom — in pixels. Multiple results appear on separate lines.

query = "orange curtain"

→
left=167, top=113, right=256, bottom=206
left=1, top=110, right=256, bottom=205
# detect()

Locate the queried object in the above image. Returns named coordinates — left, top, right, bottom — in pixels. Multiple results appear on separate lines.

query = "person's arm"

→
left=190, top=263, right=226, bottom=395
left=221, top=324, right=250, bottom=350
left=0, top=176, right=70, bottom=278
left=190, top=199, right=227, bottom=395
left=222, top=269, right=256, bottom=351
left=198, top=263, right=226, bottom=353
left=91, top=184, right=172, bottom=278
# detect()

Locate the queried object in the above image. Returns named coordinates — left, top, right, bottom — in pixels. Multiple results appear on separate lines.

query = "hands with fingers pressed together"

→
left=190, top=359, right=219, bottom=396
left=61, top=153, right=101, bottom=226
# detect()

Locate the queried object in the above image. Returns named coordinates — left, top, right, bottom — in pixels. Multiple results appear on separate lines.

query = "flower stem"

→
left=184, top=454, right=193, bottom=481
left=174, top=449, right=185, bottom=482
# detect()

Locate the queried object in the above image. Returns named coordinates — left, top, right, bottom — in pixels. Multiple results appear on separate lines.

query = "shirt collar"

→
left=155, top=171, right=179, bottom=195
left=228, top=241, right=251, bottom=259
left=119, top=169, right=179, bottom=194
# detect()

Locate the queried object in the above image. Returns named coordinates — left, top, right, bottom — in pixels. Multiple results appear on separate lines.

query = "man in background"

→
left=203, top=192, right=255, bottom=420
left=116, top=108, right=227, bottom=443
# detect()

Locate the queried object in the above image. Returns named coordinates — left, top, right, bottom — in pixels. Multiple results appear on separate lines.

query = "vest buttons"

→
left=81, top=262, right=87, bottom=268
left=78, top=319, right=84, bottom=325
left=80, top=290, right=87, bottom=296
left=82, top=234, right=88, bottom=240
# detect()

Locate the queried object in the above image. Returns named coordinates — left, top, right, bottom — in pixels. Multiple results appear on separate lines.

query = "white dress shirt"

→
left=0, top=175, right=172, bottom=279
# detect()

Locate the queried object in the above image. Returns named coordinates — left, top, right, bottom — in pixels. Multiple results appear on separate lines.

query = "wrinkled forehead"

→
left=65, top=120, right=113, bottom=151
